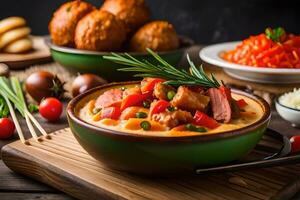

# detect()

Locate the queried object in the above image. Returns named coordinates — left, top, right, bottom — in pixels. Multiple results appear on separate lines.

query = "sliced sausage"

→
left=95, top=88, right=123, bottom=108
left=171, top=86, right=210, bottom=112
left=208, top=88, right=231, bottom=123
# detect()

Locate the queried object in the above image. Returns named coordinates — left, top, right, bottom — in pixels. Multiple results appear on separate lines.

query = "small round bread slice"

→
left=0, top=17, right=26, bottom=35
left=3, top=37, right=33, bottom=53
left=0, top=27, right=31, bottom=49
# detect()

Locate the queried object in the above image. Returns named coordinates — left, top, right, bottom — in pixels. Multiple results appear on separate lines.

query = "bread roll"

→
left=3, top=37, right=32, bottom=53
left=0, top=27, right=31, bottom=49
left=0, top=17, right=26, bottom=35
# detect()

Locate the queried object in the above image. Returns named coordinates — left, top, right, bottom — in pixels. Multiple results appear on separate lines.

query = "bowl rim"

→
left=275, top=96, right=300, bottom=112
left=45, top=36, right=194, bottom=56
left=67, top=81, right=271, bottom=142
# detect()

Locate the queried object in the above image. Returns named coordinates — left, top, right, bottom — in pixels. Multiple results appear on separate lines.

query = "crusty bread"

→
left=0, top=17, right=26, bottom=35
left=0, top=27, right=31, bottom=49
left=3, top=37, right=33, bottom=53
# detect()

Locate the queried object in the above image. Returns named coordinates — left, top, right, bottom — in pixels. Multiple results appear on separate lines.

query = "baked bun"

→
left=0, top=17, right=26, bottom=35
left=100, top=0, right=150, bottom=34
left=75, top=10, right=127, bottom=51
left=129, top=21, right=179, bottom=52
left=0, top=27, right=31, bottom=49
left=3, top=37, right=33, bottom=53
left=49, top=0, right=95, bottom=47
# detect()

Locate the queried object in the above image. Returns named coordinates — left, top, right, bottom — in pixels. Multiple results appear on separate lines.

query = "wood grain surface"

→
left=2, top=127, right=300, bottom=200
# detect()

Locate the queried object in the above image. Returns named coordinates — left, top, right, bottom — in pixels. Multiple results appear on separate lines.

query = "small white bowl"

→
left=275, top=97, right=300, bottom=127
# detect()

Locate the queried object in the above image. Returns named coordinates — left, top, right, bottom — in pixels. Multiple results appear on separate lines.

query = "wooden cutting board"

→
left=1, top=128, right=299, bottom=200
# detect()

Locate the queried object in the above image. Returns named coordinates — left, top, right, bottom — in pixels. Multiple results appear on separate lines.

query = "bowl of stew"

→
left=67, top=80, right=271, bottom=175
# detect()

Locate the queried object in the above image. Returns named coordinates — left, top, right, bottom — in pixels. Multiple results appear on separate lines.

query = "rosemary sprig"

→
left=103, top=48, right=220, bottom=88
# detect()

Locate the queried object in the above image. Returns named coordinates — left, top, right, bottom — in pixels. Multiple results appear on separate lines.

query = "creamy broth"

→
left=77, top=87, right=264, bottom=137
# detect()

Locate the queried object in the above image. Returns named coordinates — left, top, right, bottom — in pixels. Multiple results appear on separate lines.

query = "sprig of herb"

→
left=28, top=104, right=39, bottom=113
left=0, top=77, right=25, bottom=116
left=265, top=27, right=286, bottom=43
left=103, top=48, right=220, bottom=88
left=0, top=95, right=9, bottom=118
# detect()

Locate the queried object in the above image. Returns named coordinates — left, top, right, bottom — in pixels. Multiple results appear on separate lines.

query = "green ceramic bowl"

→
left=45, top=37, right=193, bottom=81
left=67, top=82, right=271, bottom=175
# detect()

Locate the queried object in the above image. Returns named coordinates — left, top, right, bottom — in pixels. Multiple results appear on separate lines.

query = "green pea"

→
left=140, top=121, right=151, bottom=131
left=185, top=124, right=207, bottom=132
left=135, top=112, right=147, bottom=118
left=167, top=106, right=177, bottom=112
left=167, top=91, right=176, bottom=100
left=143, top=100, right=151, bottom=108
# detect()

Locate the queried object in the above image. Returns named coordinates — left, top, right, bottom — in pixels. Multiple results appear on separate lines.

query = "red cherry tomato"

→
left=193, top=111, right=220, bottom=129
left=290, top=136, right=300, bottom=153
left=0, top=118, right=15, bottom=139
left=149, top=100, right=170, bottom=117
left=39, top=97, right=63, bottom=121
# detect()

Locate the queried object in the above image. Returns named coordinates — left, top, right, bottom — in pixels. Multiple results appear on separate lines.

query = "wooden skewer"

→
left=25, top=110, right=48, bottom=137
left=3, top=95, right=26, bottom=144
left=25, top=114, right=39, bottom=142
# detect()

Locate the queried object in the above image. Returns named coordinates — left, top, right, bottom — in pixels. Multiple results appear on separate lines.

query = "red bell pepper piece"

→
left=141, top=78, right=165, bottom=93
left=219, top=86, right=232, bottom=100
left=236, top=99, right=248, bottom=108
left=120, top=92, right=152, bottom=111
left=193, top=111, right=220, bottom=129
left=101, top=106, right=121, bottom=120
left=149, top=100, right=170, bottom=117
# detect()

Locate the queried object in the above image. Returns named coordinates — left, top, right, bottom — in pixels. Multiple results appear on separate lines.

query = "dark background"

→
left=1, top=0, right=299, bottom=44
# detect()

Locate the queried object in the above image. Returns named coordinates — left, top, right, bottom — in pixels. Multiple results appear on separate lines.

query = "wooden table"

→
left=1, top=46, right=300, bottom=200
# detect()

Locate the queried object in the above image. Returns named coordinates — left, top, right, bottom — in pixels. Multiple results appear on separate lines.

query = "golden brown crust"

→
left=129, top=21, right=179, bottom=52
left=3, top=37, right=33, bottom=53
left=100, top=0, right=150, bottom=34
left=74, top=10, right=127, bottom=51
left=48, top=0, right=95, bottom=47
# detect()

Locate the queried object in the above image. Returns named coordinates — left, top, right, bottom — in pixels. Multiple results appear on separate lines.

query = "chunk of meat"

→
left=153, top=82, right=176, bottom=100
left=95, top=89, right=123, bottom=108
left=152, top=109, right=193, bottom=128
left=208, top=88, right=232, bottom=123
left=171, top=86, right=210, bottom=112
